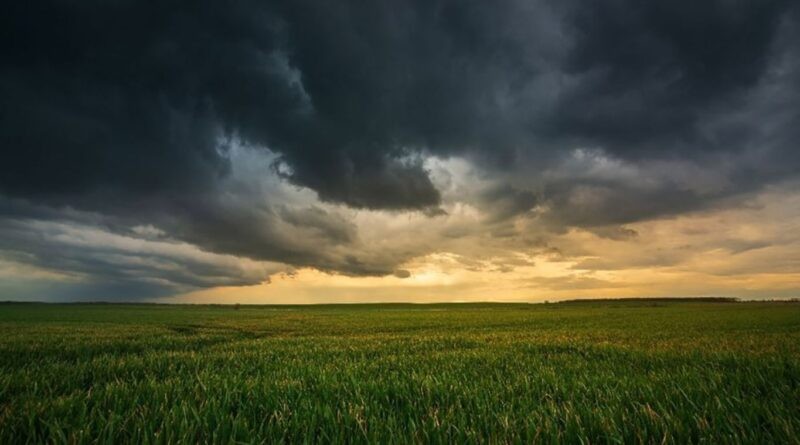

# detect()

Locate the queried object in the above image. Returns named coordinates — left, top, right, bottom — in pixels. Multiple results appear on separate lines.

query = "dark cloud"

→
left=3, top=0, right=798, bottom=209
left=547, top=0, right=794, bottom=152
left=0, top=218, right=275, bottom=300
left=543, top=182, right=705, bottom=228
left=478, top=185, right=539, bottom=223
left=393, top=269, right=412, bottom=279
left=1, top=0, right=799, bottom=297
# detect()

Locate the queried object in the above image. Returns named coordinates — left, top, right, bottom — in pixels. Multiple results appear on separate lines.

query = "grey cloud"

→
left=478, top=185, right=539, bottom=223
left=0, top=218, right=279, bottom=300
left=588, top=226, right=639, bottom=241
left=4, top=0, right=799, bottom=216
left=393, top=269, right=412, bottom=279
left=1, top=0, right=799, bottom=298
left=277, top=206, right=356, bottom=244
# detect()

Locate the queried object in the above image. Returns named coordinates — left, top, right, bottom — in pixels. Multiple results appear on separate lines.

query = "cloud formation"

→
left=1, top=0, right=799, bottom=299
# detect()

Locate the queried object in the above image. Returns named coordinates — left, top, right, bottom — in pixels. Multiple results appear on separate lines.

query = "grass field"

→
left=1, top=301, right=799, bottom=443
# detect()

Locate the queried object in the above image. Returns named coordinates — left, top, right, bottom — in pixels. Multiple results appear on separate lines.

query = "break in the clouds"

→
left=1, top=1, right=799, bottom=301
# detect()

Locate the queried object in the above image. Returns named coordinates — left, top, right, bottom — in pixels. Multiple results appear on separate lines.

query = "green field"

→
left=1, top=301, right=799, bottom=444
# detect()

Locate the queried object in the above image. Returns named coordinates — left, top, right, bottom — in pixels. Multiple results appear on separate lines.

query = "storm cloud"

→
left=1, top=0, right=799, bottom=299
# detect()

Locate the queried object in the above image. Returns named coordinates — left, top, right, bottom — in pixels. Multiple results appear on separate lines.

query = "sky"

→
left=1, top=0, right=799, bottom=303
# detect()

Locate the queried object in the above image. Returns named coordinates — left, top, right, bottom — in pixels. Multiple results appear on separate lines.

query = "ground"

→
left=1, top=301, right=799, bottom=443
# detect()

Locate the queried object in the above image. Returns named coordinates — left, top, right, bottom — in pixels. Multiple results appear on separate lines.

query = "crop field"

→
left=1, top=301, right=799, bottom=444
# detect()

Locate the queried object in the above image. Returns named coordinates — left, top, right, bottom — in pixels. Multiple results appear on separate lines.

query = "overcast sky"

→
left=2, top=0, right=799, bottom=302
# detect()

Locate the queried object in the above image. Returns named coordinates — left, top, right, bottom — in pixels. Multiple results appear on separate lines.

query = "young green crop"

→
left=1, top=302, right=799, bottom=444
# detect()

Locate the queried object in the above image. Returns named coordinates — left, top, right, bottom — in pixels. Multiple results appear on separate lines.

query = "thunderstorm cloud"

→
left=1, top=0, right=799, bottom=300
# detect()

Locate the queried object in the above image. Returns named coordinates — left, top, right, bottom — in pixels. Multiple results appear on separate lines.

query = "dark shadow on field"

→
left=166, top=323, right=283, bottom=340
